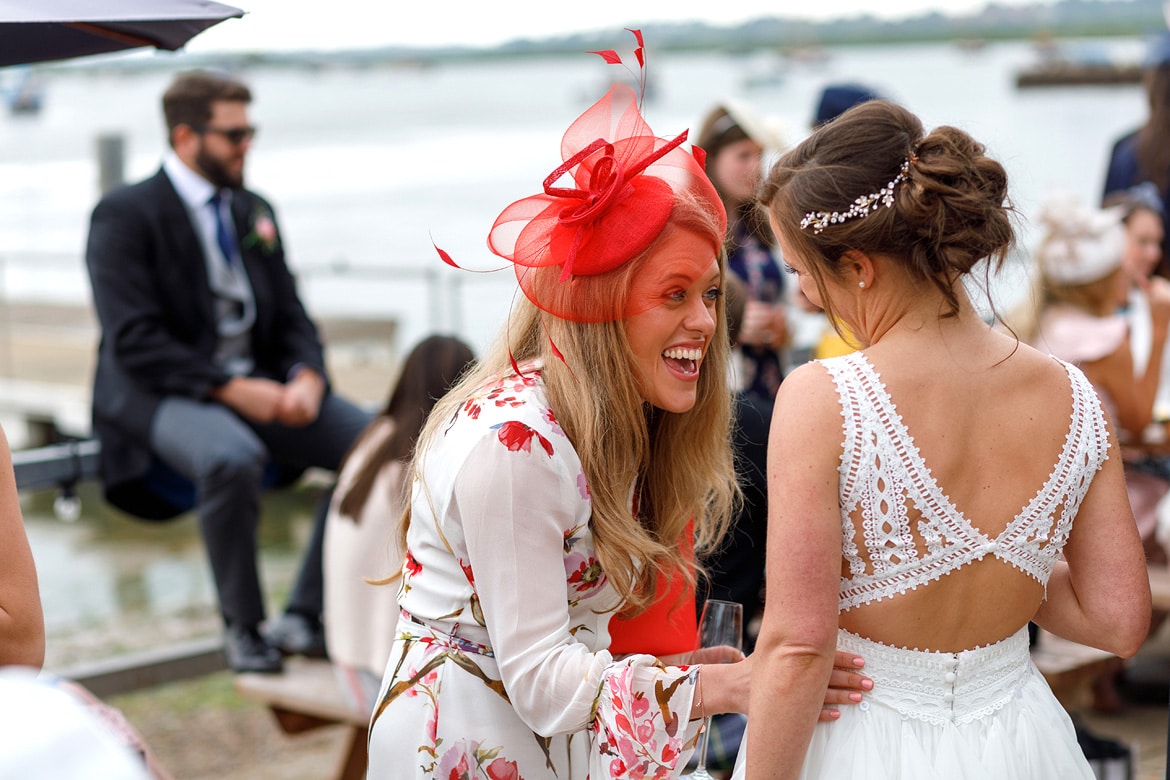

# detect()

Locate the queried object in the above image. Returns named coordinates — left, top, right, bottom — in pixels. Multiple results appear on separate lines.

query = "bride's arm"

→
left=745, top=364, right=844, bottom=780
left=1033, top=425, right=1150, bottom=657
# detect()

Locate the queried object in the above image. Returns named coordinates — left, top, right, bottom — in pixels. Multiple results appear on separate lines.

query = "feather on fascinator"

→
left=438, top=30, right=726, bottom=324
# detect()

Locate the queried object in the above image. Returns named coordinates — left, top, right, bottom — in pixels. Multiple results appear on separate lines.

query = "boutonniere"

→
left=242, top=206, right=279, bottom=254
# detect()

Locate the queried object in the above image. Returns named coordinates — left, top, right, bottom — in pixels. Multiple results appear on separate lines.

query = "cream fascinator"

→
left=1037, top=192, right=1126, bottom=286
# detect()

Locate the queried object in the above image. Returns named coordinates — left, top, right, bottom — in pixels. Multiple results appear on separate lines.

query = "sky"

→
left=184, top=0, right=1058, bottom=54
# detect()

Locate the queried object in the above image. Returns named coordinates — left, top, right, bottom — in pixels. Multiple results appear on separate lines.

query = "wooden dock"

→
left=1016, top=61, right=1143, bottom=88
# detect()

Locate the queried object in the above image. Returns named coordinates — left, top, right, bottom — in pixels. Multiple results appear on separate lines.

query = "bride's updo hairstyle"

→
left=759, top=99, right=1014, bottom=322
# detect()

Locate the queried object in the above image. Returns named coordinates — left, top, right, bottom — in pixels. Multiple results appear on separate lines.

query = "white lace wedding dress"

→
left=733, top=352, right=1105, bottom=779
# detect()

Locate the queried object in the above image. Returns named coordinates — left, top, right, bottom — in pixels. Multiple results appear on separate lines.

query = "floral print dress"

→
left=366, top=366, right=702, bottom=780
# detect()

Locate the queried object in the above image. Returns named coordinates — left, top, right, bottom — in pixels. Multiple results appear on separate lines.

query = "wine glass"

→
left=682, top=599, right=743, bottom=780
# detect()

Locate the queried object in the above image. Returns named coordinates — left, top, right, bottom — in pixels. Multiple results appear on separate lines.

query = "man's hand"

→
left=277, top=368, right=325, bottom=427
left=210, top=376, right=285, bottom=423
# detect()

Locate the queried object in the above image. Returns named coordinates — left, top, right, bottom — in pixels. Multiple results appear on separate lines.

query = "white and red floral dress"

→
left=366, top=366, right=702, bottom=780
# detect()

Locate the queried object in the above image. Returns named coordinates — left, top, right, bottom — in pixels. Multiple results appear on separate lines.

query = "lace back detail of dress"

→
left=823, top=352, right=1109, bottom=611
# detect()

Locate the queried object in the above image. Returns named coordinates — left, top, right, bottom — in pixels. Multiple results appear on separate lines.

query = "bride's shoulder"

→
left=774, top=360, right=843, bottom=420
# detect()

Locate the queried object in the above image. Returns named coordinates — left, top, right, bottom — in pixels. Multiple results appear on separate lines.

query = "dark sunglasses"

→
left=195, top=125, right=257, bottom=145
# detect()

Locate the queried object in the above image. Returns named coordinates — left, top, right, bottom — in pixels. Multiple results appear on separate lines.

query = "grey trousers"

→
left=149, top=392, right=371, bottom=628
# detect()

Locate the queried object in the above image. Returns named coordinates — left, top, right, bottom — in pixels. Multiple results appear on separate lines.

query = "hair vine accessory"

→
left=799, top=158, right=911, bottom=235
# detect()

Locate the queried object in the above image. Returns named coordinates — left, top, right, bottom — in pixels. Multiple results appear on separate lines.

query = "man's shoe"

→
left=265, top=612, right=328, bottom=659
left=224, top=624, right=283, bottom=674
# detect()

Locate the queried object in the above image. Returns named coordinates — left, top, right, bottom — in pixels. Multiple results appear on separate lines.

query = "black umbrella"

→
left=0, top=0, right=245, bottom=68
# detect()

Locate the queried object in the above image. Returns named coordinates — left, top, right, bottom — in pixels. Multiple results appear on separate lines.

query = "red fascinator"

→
left=481, top=36, right=726, bottom=323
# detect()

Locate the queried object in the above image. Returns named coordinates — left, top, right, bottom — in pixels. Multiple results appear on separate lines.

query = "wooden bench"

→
left=234, top=657, right=368, bottom=780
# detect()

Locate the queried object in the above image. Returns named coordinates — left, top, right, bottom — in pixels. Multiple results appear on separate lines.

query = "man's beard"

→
left=196, top=144, right=244, bottom=190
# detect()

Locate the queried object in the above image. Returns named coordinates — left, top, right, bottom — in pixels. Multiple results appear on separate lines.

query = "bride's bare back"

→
left=833, top=335, right=1104, bottom=651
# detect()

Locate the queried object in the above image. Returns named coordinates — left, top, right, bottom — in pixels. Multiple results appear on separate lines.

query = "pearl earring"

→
left=858, top=280, right=866, bottom=289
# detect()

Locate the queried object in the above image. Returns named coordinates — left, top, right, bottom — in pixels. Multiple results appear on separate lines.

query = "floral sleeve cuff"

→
left=592, top=656, right=701, bottom=779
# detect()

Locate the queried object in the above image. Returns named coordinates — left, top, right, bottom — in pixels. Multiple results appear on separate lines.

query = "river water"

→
left=0, top=34, right=1156, bottom=660
left=0, top=34, right=1154, bottom=350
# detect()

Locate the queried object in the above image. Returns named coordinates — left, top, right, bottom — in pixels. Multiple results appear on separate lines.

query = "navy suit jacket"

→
left=85, top=169, right=327, bottom=518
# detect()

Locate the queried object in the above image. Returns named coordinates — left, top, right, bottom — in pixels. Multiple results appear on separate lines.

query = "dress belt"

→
left=398, top=608, right=496, bottom=658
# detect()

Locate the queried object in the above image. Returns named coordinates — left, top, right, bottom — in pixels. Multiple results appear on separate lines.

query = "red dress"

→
left=609, top=521, right=697, bottom=657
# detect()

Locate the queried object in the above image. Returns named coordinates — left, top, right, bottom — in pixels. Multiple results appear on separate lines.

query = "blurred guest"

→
left=323, top=334, right=475, bottom=715
left=84, top=70, right=372, bottom=674
left=1025, top=194, right=1170, bottom=477
left=1102, top=33, right=1170, bottom=273
left=1105, top=183, right=1168, bottom=401
left=698, top=100, right=790, bottom=399
left=811, top=82, right=882, bottom=129
left=1108, top=184, right=1170, bottom=558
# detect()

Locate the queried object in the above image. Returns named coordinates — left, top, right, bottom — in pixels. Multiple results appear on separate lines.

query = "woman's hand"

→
left=662, top=648, right=870, bottom=721
left=819, top=651, right=872, bottom=722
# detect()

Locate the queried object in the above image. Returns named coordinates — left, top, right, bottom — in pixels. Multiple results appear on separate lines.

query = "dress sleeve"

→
left=455, top=429, right=702, bottom=773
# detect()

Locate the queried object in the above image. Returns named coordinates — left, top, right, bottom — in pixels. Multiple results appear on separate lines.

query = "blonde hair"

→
left=1044, top=272, right=1123, bottom=317
left=399, top=196, right=738, bottom=614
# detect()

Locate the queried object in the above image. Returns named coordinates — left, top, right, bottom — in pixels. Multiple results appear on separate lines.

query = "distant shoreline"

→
left=37, top=1, right=1168, bottom=74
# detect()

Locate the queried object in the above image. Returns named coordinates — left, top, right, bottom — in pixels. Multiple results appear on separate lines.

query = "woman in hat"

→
left=697, top=101, right=789, bottom=400
left=1027, top=193, right=1170, bottom=452
left=365, top=36, right=868, bottom=780
left=735, top=100, right=1149, bottom=779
